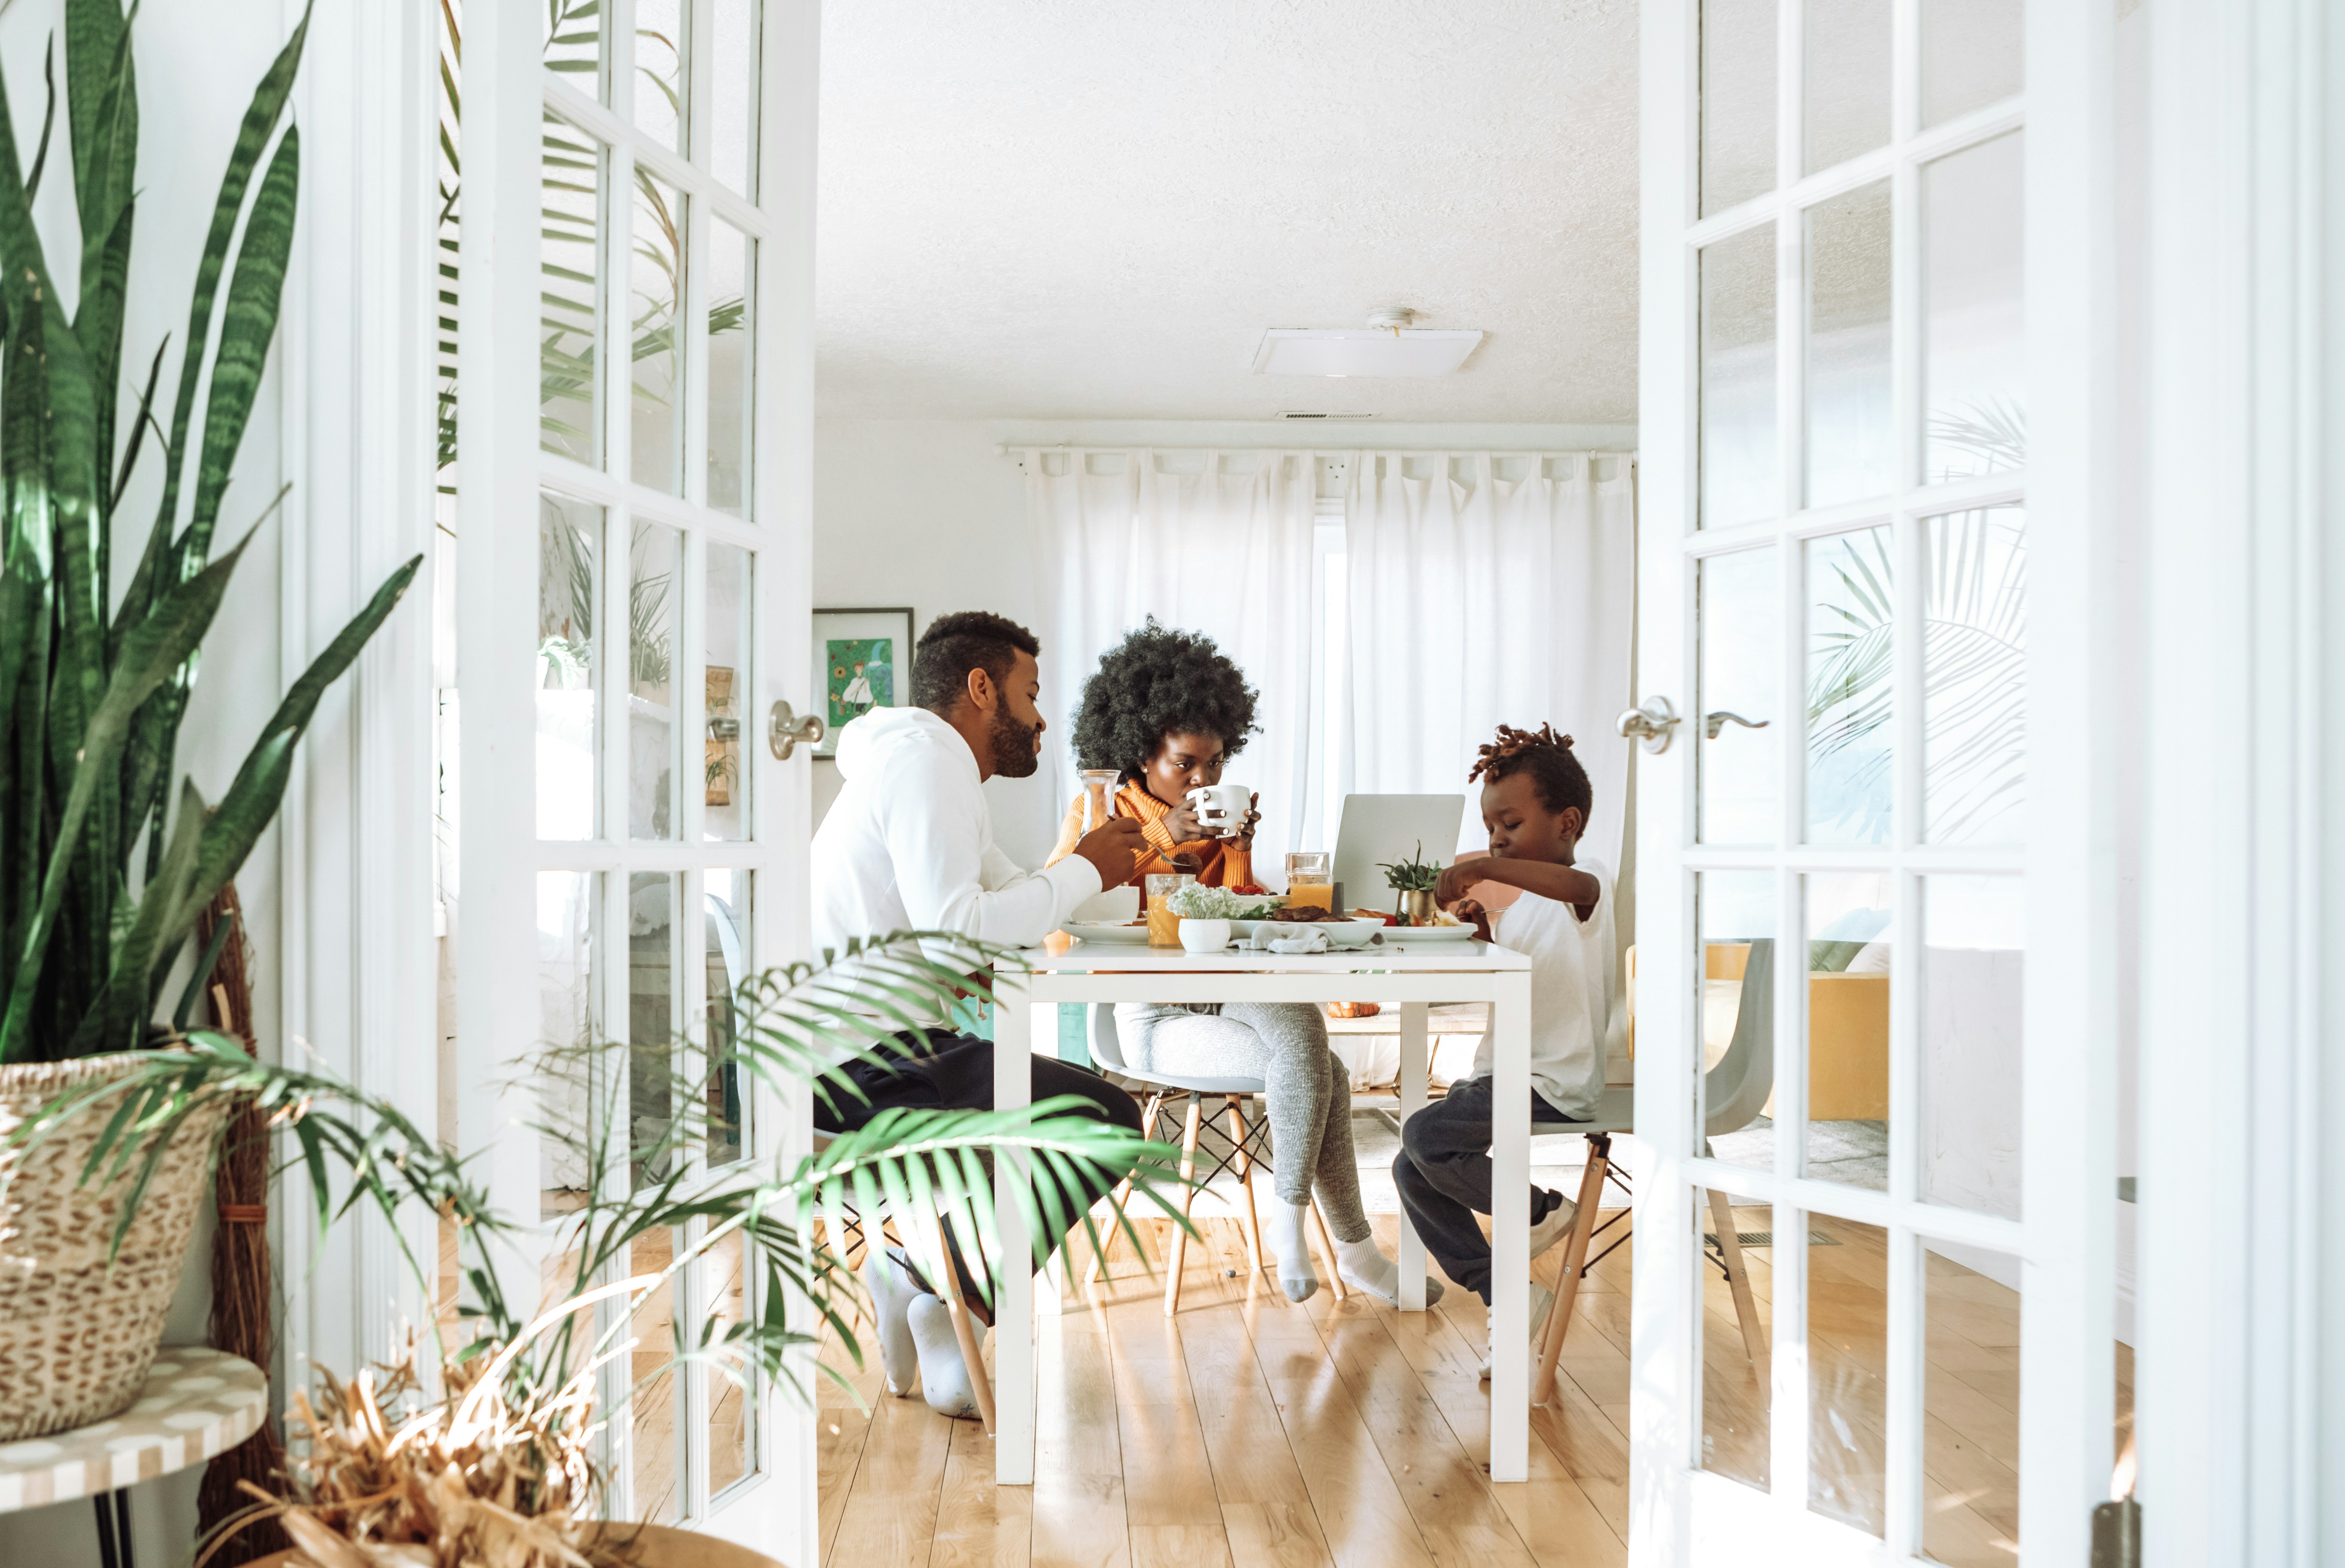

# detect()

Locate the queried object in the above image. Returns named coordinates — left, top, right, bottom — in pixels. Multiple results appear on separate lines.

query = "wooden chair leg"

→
left=1706, top=1185, right=1769, bottom=1369
left=1088, top=1091, right=1163, bottom=1289
left=1163, top=1094, right=1205, bottom=1318
left=916, top=1213, right=997, bottom=1434
left=1531, top=1133, right=1612, bottom=1406
left=1225, top=1095, right=1265, bottom=1276
left=1308, top=1201, right=1349, bottom=1301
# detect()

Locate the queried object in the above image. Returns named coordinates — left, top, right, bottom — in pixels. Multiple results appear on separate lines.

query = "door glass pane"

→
left=1807, top=1217, right=1887, bottom=1537
left=540, top=117, right=603, bottom=465
left=631, top=174, right=685, bottom=494
left=544, top=0, right=606, bottom=99
left=537, top=494, right=600, bottom=840
left=1924, top=505, right=2026, bottom=843
left=1804, top=872, right=1892, bottom=1188
left=1806, top=525, right=1894, bottom=845
left=1698, top=871, right=1777, bottom=1175
left=1923, top=132, right=2026, bottom=481
left=1921, top=876, right=2023, bottom=1218
left=1698, top=547, right=1778, bottom=844
left=704, top=545, right=752, bottom=840
left=630, top=870, right=680, bottom=1189
left=632, top=1224, right=683, bottom=1523
left=1805, top=0, right=1890, bottom=172
left=633, top=0, right=686, bottom=152
left=1701, top=0, right=1776, bottom=216
left=630, top=523, right=682, bottom=839
left=1805, top=180, right=1893, bottom=508
left=1922, top=0, right=2024, bottom=128
left=1700, top=1196, right=1773, bottom=1492
left=536, top=871, right=598, bottom=1221
left=1701, top=223, right=1777, bottom=530
left=1925, top=1245, right=2022, bottom=1564
left=707, top=219, right=755, bottom=517
left=705, top=869, right=750, bottom=1165
left=706, top=1226, right=752, bottom=1495
left=712, top=0, right=760, bottom=197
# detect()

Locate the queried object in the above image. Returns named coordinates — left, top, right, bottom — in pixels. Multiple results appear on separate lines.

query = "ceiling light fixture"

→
left=1252, top=306, right=1483, bottom=378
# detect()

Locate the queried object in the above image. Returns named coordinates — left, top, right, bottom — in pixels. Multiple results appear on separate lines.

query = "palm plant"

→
left=0, top=3, right=422, bottom=1064
left=19, top=934, right=1187, bottom=1563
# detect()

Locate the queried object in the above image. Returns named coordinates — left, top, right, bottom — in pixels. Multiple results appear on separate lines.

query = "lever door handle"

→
left=1616, top=695, right=1682, bottom=753
left=1703, top=710, right=1770, bottom=740
left=769, top=700, right=825, bottom=760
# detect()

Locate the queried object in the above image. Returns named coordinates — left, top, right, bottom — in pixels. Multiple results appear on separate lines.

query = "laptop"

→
left=1331, top=794, right=1467, bottom=915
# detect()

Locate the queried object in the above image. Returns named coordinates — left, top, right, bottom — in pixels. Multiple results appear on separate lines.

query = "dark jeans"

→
left=1391, top=1075, right=1579, bottom=1305
left=816, top=1029, right=1143, bottom=1311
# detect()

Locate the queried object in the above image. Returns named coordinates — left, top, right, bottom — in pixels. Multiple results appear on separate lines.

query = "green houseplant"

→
left=1379, top=840, right=1442, bottom=926
left=0, top=2, right=422, bottom=1438
left=16, top=934, right=1185, bottom=1567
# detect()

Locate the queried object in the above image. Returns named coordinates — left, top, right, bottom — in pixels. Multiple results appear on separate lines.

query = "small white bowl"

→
left=1178, top=918, right=1233, bottom=954
left=1323, top=918, right=1383, bottom=949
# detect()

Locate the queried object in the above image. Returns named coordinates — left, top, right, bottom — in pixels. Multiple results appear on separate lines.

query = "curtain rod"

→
left=992, top=442, right=1637, bottom=460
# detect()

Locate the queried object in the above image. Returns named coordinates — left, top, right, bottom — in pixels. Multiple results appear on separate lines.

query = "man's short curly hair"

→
left=1071, top=620, right=1259, bottom=778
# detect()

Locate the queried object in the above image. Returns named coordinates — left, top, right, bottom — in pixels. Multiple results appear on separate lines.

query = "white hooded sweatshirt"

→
left=812, top=706, right=1102, bottom=961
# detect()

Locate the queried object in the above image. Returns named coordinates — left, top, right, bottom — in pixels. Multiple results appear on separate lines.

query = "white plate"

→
left=1065, top=922, right=1153, bottom=945
left=1381, top=922, right=1478, bottom=942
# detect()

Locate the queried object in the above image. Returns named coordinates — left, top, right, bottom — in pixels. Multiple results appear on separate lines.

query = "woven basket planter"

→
left=0, top=1053, right=230, bottom=1440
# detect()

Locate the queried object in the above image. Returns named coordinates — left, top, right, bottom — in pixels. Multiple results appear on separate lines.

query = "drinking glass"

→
left=1285, top=852, right=1334, bottom=913
left=1146, top=872, right=1194, bottom=947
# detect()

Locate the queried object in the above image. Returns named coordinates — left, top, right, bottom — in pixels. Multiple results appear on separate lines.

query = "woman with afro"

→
left=1044, top=621, right=1429, bottom=1307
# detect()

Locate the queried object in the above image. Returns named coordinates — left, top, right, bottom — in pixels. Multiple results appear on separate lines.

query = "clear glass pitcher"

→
left=1079, top=768, right=1121, bottom=832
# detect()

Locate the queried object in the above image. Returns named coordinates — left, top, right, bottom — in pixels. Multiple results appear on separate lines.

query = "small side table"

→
left=0, top=1346, right=268, bottom=1568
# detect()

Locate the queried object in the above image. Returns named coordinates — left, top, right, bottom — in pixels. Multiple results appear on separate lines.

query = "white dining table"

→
left=988, top=935, right=1538, bottom=1486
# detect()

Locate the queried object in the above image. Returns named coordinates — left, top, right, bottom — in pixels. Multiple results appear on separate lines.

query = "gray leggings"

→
left=1115, top=1002, right=1369, bottom=1243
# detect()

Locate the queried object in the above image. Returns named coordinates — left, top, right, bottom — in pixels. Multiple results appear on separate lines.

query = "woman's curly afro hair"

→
left=1071, top=619, right=1259, bottom=778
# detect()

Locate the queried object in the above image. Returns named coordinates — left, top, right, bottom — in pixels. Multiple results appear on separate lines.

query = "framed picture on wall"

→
left=812, top=607, right=916, bottom=758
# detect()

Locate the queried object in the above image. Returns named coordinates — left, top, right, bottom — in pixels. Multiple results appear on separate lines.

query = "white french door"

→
left=1629, top=0, right=2117, bottom=1563
left=452, top=0, right=818, bottom=1556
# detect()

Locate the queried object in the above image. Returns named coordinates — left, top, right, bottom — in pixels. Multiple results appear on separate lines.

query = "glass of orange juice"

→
left=1146, top=873, right=1193, bottom=946
left=1284, top=852, right=1333, bottom=913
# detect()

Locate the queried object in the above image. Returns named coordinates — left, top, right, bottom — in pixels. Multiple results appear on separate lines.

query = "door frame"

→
left=1627, top=0, right=2121, bottom=1561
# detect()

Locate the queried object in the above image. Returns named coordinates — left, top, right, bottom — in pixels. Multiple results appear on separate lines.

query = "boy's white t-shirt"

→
left=1468, top=855, right=1618, bottom=1121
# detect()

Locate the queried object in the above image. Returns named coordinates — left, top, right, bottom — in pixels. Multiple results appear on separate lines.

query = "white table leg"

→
left=1035, top=1002, right=1065, bottom=1319
left=1397, top=1001, right=1429, bottom=1311
left=1488, top=971, right=1532, bottom=1484
left=993, top=978, right=1034, bottom=1484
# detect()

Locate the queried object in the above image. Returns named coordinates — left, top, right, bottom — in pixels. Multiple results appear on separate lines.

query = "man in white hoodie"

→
left=813, top=610, right=1147, bottom=1417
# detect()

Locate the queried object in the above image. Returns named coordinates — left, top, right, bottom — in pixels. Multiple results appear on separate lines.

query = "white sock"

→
left=860, top=1251, right=922, bottom=1397
left=1264, top=1198, right=1318, bottom=1302
left=1333, top=1234, right=1446, bottom=1307
left=907, top=1294, right=984, bottom=1419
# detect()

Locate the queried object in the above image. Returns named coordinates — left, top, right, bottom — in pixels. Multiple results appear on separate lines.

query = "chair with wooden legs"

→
left=1080, top=1004, right=1348, bottom=1315
left=1529, top=939, right=1777, bottom=1406
left=810, top=1128, right=998, bottom=1433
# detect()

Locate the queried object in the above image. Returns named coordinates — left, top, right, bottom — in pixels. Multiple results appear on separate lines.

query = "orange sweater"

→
left=1046, top=781, right=1255, bottom=889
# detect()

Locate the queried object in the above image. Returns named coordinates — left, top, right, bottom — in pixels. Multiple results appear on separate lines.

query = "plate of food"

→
left=1257, top=906, right=1384, bottom=948
left=1381, top=915, right=1479, bottom=942
left=1065, top=921, right=1152, bottom=945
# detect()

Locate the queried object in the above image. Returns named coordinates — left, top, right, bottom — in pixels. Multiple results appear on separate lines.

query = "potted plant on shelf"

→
left=0, top=3, right=421, bottom=1440
left=1379, top=841, right=1443, bottom=926
left=19, top=935, right=1187, bottom=1567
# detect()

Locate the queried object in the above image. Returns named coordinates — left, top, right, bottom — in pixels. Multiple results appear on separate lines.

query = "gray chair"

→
left=1082, top=1003, right=1349, bottom=1315
left=1531, top=939, right=1774, bottom=1405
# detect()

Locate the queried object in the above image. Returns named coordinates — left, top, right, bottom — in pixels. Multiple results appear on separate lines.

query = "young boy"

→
left=1392, top=723, right=1618, bottom=1375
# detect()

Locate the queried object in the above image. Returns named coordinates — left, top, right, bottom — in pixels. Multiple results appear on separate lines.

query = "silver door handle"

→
left=769, top=700, right=825, bottom=759
left=1616, top=695, right=1682, bottom=753
left=707, top=717, right=742, bottom=741
left=1703, top=710, right=1770, bottom=740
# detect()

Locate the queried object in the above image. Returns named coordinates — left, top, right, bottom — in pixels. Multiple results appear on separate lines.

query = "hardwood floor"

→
left=821, top=1213, right=1633, bottom=1568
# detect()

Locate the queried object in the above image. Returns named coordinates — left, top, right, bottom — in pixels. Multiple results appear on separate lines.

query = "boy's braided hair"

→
left=1468, top=723, right=1593, bottom=820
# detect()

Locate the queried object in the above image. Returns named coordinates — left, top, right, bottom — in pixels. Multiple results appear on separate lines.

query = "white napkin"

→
left=1239, top=926, right=1330, bottom=955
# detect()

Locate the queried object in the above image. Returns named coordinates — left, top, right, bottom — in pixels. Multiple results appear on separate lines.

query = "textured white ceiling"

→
left=816, top=0, right=1639, bottom=423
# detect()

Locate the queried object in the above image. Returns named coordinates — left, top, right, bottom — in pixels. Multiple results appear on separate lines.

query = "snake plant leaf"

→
left=72, top=6, right=138, bottom=332
left=0, top=289, right=57, bottom=979
left=62, top=0, right=126, bottom=212
left=70, top=776, right=208, bottom=1058
left=0, top=528, right=255, bottom=1063
left=184, top=123, right=295, bottom=555
left=25, top=40, right=56, bottom=202
left=145, top=0, right=311, bottom=607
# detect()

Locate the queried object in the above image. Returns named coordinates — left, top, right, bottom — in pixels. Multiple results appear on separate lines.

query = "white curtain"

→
left=1343, top=451, right=1637, bottom=870
left=1025, top=449, right=1316, bottom=861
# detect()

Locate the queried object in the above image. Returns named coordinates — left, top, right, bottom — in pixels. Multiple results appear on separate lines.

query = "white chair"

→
left=1082, top=1003, right=1349, bottom=1315
left=1530, top=938, right=1774, bottom=1405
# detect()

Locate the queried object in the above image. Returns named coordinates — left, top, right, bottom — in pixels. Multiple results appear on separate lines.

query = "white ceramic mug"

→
left=1185, top=783, right=1252, bottom=838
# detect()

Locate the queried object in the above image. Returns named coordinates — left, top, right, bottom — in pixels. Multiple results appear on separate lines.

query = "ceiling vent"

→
left=1252, top=306, right=1482, bottom=378
left=1277, top=411, right=1378, bottom=420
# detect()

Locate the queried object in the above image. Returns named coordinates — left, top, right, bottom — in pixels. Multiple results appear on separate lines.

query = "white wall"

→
left=811, top=416, right=1640, bottom=866
left=0, top=1, right=295, bottom=1560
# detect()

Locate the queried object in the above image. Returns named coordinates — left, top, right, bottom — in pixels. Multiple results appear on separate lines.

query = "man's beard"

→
left=989, top=708, right=1042, bottom=778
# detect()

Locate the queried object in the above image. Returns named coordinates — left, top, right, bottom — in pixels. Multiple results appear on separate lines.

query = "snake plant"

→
left=0, top=3, right=421, bottom=1064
